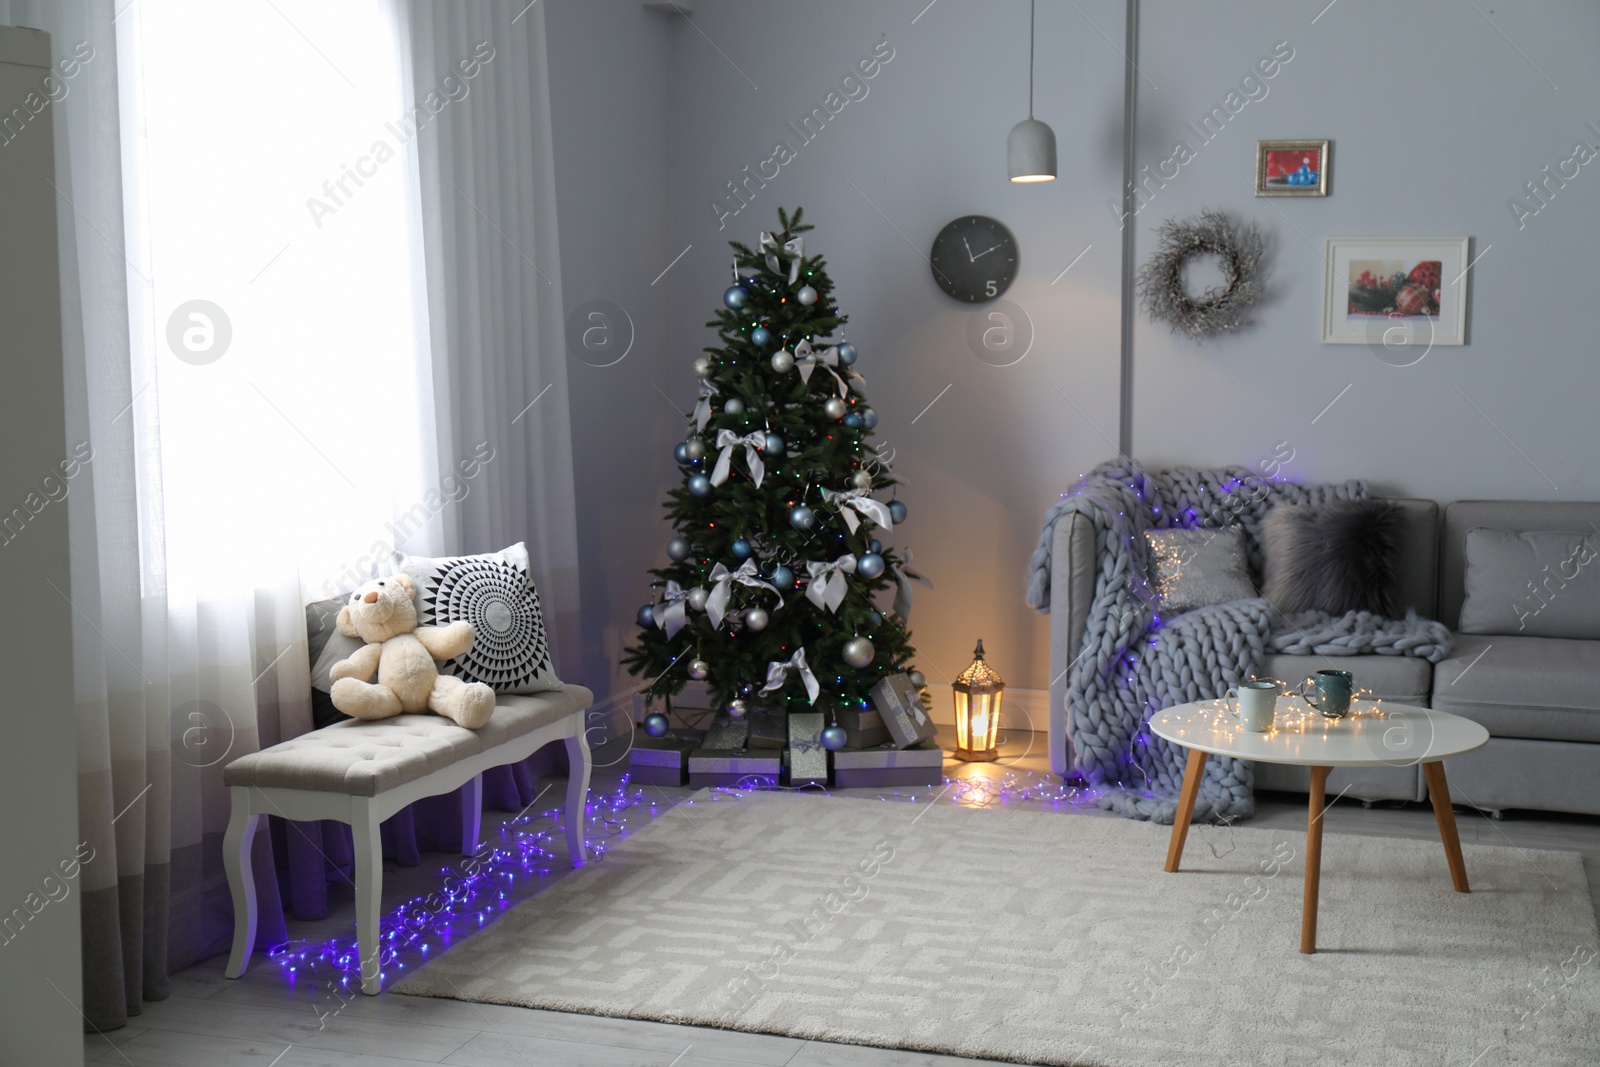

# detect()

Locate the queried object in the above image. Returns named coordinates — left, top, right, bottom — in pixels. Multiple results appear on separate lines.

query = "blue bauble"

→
left=789, top=505, right=815, bottom=530
left=723, top=285, right=748, bottom=310
left=667, top=538, right=692, bottom=562
left=731, top=538, right=752, bottom=559
left=750, top=326, right=771, bottom=346
left=861, top=407, right=879, bottom=430
left=836, top=342, right=858, bottom=366
left=821, top=725, right=849, bottom=752
left=762, top=432, right=784, bottom=456
left=643, top=713, right=670, bottom=738
left=842, top=412, right=864, bottom=430
left=887, top=500, right=908, bottom=524
left=770, top=564, right=794, bottom=589
left=857, top=552, right=885, bottom=580
left=867, top=611, right=882, bottom=628
left=868, top=539, right=882, bottom=554
left=688, top=474, right=713, bottom=498
left=636, top=604, right=655, bottom=627
left=673, top=442, right=691, bottom=466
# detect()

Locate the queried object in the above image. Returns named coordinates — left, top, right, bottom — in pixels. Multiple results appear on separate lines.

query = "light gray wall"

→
left=548, top=0, right=1600, bottom=696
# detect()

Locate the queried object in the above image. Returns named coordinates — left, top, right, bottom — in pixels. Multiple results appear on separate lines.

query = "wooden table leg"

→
left=1164, top=748, right=1208, bottom=873
left=1301, top=765, right=1331, bottom=955
left=1423, top=760, right=1470, bottom=893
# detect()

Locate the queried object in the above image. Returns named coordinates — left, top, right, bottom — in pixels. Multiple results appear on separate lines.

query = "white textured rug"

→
left=394, top=791, right=1600, bottom=1066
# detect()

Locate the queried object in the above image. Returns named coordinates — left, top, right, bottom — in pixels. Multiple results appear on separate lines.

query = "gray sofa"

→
left=1047, top=497, right=1600, bottom=817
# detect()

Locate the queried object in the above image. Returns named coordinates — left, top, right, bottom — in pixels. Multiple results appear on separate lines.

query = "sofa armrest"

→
left=1048, top=512, right=1097, bottom=776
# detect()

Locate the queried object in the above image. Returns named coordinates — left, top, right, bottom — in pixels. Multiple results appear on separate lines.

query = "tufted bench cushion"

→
left=224, top=685, right=593, bottom=797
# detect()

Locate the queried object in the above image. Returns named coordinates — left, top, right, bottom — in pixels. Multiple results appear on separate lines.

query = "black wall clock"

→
left=929, top=215, right=1018, bottom=302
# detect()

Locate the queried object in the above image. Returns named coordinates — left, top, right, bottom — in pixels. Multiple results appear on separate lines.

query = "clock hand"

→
left=962, top=237, right=975, bottom=263
left=971, top=243, right=1003, bottom=261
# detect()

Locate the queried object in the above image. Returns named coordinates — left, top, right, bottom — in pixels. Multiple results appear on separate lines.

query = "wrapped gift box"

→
left=831, top=739, right=945, bottom=788
left=746, top=703, right=789, bottom=750
left=688, top=748, right=782, bottom=788
left=870, top=673, right=938, bottom=749
left=701, top=712, right=750, bottom=751
left=837, top=706, right=892, bottom=749
left=627, top=733, right=699, bottom=787
left=785, top=711, right=828, bottom=788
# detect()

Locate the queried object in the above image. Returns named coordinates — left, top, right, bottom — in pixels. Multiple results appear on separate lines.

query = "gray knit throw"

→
left=1025, top=461, right=1452, bottom=824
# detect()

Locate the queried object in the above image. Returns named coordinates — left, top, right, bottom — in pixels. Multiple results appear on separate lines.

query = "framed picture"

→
left=1255, top=139, right=1329, bottom=197
left=1322, top=237, right=1471, bottom=346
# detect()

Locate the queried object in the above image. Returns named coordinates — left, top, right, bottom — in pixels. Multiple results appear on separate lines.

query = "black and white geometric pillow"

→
left=396, top=543, right=563, bottom=694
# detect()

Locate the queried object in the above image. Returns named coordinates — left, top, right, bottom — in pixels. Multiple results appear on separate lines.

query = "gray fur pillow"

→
left=1261, top=500, right=1404, bottom=617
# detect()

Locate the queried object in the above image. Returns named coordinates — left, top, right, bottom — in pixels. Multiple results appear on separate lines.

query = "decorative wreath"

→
left=1136, top=209, right=1265, bottom=341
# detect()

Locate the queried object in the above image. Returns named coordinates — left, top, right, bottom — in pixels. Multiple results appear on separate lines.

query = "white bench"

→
left=221, top=686, right=593, bottom=995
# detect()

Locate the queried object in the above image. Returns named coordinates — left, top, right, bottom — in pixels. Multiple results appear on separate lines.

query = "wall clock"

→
left=929, top=215, right=1018, bottom=303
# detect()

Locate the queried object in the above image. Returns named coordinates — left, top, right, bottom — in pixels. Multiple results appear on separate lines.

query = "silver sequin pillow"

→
left=1145, top=527, right=1257, bottom=615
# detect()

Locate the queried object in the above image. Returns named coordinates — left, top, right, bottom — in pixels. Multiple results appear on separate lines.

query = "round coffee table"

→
left=1149, top=697, right=1489, bottom=954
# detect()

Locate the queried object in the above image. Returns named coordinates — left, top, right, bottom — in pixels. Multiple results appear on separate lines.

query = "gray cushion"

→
left=1432, top=634, right=1600, bottom=743
left=1458, top=528, right=1600, bottom=639
left=1440, top=500, right=1600, bottom=627
left=1259, top=653, right=1433, bottom=706
left=223, top=685, right=593, bottom=796
left=1145, top=527, right=1257, bottom=614
left=1260, top=499, right=1405, bottom=617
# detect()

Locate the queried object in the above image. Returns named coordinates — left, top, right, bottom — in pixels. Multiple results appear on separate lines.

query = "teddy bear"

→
left=329, top=573, right=497, bottom=729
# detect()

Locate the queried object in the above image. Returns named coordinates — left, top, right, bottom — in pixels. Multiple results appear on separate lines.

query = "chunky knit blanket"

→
left=1026, top=461, right=1453, bottom=824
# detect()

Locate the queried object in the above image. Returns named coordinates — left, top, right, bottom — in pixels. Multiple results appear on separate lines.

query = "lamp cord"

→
left=1028, top=0, right=1036, bottom=117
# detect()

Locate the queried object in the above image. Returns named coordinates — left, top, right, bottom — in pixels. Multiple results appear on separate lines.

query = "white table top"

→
left=1148, top=697, right=1490, bottom=767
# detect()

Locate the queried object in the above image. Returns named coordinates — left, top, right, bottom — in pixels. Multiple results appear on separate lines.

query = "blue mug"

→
left=1300, top=670, right=1354, bottom=719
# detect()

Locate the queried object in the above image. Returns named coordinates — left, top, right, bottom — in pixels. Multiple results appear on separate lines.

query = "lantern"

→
left=952, top=639, right=1005, bottom=761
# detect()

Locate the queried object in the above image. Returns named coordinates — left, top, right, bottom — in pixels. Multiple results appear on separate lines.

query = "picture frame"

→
left=1255, top=139, right=1329, bottom=197
left=1322, top=237, right=1471, bottom=346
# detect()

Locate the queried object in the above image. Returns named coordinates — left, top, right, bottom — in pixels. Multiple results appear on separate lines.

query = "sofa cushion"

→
left=1431, top=634, right=1600, bottom=743
left=1145, top=526, right=1257, bottom=614
left=1458, top=527, right=1600, bottom=639
left=223, top=685, right=592, bottom=796
left=1259, top=653, right=1432, bottom=705
left=1261, top=499, right=1405, bottom=617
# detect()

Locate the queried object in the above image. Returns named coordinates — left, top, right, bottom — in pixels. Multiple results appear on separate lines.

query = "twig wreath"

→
left=1137, top=209, right=1265, bottom=340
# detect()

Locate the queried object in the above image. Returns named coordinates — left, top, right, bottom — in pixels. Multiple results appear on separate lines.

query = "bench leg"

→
left=223, top=791, right=261, bottom=980
left=564, top=728, right=592, bottom=867
left=352, top=798, right=384, bottom=995
left=461, top=772, right=483, bottom=858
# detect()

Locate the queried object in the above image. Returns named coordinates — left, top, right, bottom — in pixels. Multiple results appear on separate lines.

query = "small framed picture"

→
left=1255, top=139, right=1329, bottom=197
left=1322, top=237, right=1471, bottom=346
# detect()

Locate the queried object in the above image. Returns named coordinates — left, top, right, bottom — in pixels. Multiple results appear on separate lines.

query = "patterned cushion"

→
left=1145, top=527, right=1257, bottom=615
left=396, top=542, right=563, bottom=693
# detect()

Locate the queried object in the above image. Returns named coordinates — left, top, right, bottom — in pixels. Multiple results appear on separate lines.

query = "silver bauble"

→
left=667, top=538, right=692, bottom=562
left=683, top=437, right=707, bottom=461
left=796, top=285, right=818, bottom=305
left=724, top=397, right=745, bottom=415
left=686, top=586, right=709, bottom=612
left=770, top=349, right=795, bottom=374
left=745, top=607, right=769, bottom=631
left=687, top=658, right=709, bottom=680
left=727, top=699, right=748, bottom=719
left=693, top=356, right=713, bottom=378
left=823, top=396, right=848, bottom=420
left=841, top=636, right=876, bottom=669
left=907, top=669, right=927, bottom=688
left=851, top=469, right=873, bottom=490
left=856, top=552, right=885, bottom=580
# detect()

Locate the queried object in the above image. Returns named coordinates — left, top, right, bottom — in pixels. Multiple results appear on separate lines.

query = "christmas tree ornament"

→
left=745, top=607, right=769, bottom=631
left=861, top=407, right=879, bottom=430
left=730, top=538, right=752, bottom=559
left=796, top=284, right=818, bottom=305
left=643, top=712, right=670, bottom=738
left=823, top=396, right=848, bottom=420
left=850, top=469, right=873, bottom=489
left=769, top=348, right=795, bottom=374
left=636, top=604, right=655, bottom=627
left=667, top=537, right=692, bottom=562
left=673, top=442, right=692, bottom=466
left=843, top=412, right=865, bottom=430
left=820, top=724, right=848, bottom=751
left=867, top=610, right=883, bottom=628
left=908, top=669, right=926, bottom=688
left=868, top=539, right=883, bottom=554
left=687, top=658, right=710, bottom=680
left=789, top=505, right=816, bottom=530
left=728, top=699, right=749, bottom=719
left=723, top=285, right=749, bottom=310
left=836, top=342, right=858, bottom=366
left=693, top=356, right=714, bottom=378
left=687, top=474, right=713, bottom=498
left=724, top=397, right=745, bottom=415
left=770, top=564, right=795, bottom=589
left=857, top=552, right=886, bottom=580
left=684, top=437, right=707, bottom=461
left=761, top=431, right=784, bottom=456
left=686, top=586, right=709, bottom=612
left=750, top=326, right=771, bottom=346
left=888, top=499, right=908, bottom=524
left=842, top=636, right=876, bottom=668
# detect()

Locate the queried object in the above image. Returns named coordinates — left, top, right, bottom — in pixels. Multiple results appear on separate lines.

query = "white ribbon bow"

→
left=759, top=232, right=804, bottom=283
left=759, top=647, right=821, bottom=704
left=692, top=380, right=717, bottom=432
left=792, top=339, right=851, bottom=397
left=820, top=487, right=894, bottom=534
left=705, top=560, right=784, bottom=628
left=805, top=554, right=857, bottom=613
left=653, top=581, right=689, bottom=639
left=710, top=429, right=766, bottom=487
left=893, top=548, right=934, bottom=622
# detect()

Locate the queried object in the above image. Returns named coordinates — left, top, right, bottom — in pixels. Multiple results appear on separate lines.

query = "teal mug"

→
left=1300, top=669, right=1354, bottom=719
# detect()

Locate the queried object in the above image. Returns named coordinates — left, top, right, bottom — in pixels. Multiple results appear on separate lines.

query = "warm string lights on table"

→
left=1169, top=692, right=1386, bottom=744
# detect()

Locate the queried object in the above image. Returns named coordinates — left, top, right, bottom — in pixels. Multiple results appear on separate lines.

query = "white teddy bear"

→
left=329, top=574, right=496, bottom=729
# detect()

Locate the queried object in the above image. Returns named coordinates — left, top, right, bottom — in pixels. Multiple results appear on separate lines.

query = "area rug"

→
left=393, top=791, right=1600, bottom=1066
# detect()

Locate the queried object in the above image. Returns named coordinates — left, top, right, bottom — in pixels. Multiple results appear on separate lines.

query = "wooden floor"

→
left=95, top=727, right=1600, bottom=1066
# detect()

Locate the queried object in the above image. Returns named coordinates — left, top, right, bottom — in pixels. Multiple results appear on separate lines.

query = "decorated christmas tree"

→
left=624, top=207, right=928, bottom=756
